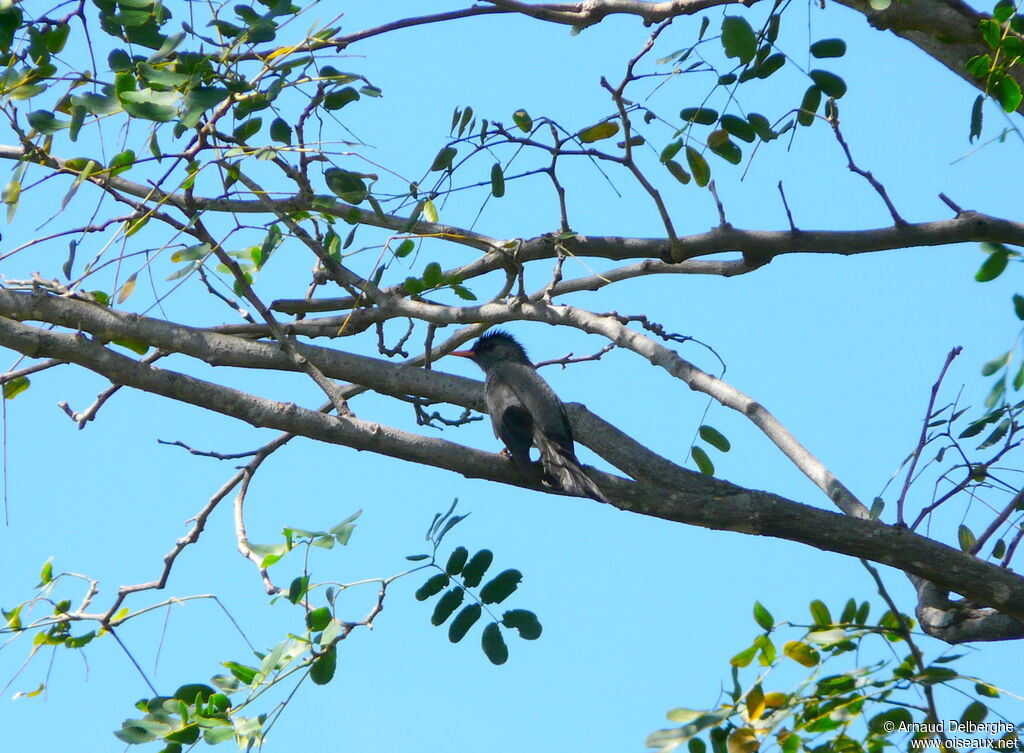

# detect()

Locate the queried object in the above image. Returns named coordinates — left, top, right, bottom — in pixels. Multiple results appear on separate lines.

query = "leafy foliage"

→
left=647, top=598, right=1021, bottom=753
left=409, top=501, right=542, bottom=666
left=2, top=503, right=537, bottom=748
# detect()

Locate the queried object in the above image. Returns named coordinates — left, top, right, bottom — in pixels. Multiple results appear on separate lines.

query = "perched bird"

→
left=450, top=331, right=608, bottom=503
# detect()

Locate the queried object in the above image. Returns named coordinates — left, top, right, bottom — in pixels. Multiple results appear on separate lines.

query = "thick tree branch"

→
left=270, top=213, right=1024, bottom=314
left=1, top=313, right=1023, bottom=637
left=834, top=0, right=1024, bottom=114
left=0, top=289, right=865, bottom=517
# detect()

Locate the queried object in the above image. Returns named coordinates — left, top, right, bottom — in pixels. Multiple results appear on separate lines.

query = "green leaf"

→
left=481, top=623, right=508, bottom=665
left=422, top=261, right=443, bottom=288
left=461, top=550, right=493, bottom=587
left=490, top=163, right=505, bottom=197
left=430, top=587, right=465, bottom=626
left=721, top=16, right=757, bottom=64
left=223, top=661, right=258, bottom=685
left=479, top=569, right=522, bottom=604
left=306, top=606, right=332, bottom=632
left=512, top=109, right=532, bottom=132
left=577, top=120, right=619, bottom=143
left=173, top=683, right=216, bottom=704
left=27, top=109, right=68, bottom=134
left=755, top=53, right=785, bottom=79
left=36, top=559, right=53, bottom=586
left=783, top=640, right=820, bottom=667
left=798, top=86, right=822, bottom=126
left=445, top=546, right=469, bottom=575
left=324, top=87, right=359, bottom=110
left=730, top=643, right=758, bottom=667
left=981, top=352, right=1010, bottom=376
left=686, top=146, right=711, bottom=187
left=839, top=598, right=856, bottom=623
left=310, top=645, right=337, bottom=685
left=984, top=374, right=1007, bottom=408
left=180, top=86, right=229, bottom=127
left=324, top=168, right=368, bottom=204
left=753, top=601, right=774, bottom=630
left=320, top=619, right=342, bottom=646
left=232, top=116, right=263, bottom=143
left=287, top=576, right=309, bottom=604
left=810, top=38, right=847, bottom=58
left=969, top=94, right=984, bottom=143
left=975, top=682, right=1000, bottom=698
left=699, top=425, right=731, bottom=452
left=395, top=239, right=415, bottom=258
left=415, top=573, right=449, bottom=601
left=708, top=132, right=742, bottom=164
left=665, top=159, right=691, bottom=185
left=809, top=70, right=847, bottom=98
left=919, top=666, right=958, bottom=685
left=1013, top=294, right=1024, bottom=321
left=966, top=54, right=993, bottom=79
left=114, top=724, right=158, bottom=744
left=108, top=149, right=136, bottom=178
left=108, top=49, right=133, bottom=72
left=809, top=599, right=832, bottom=626
left=719, top=115, right=755, bottom=143
left=680, top=107, right=718, bottom=125
left=111, top=339, right=149, bottom=355
left=976, top=243, right=1010, bottom=281
left=430, top=146, right=457, bottom=172
left=980, top=18, right=1002, bottom=50
left=269, top=117, right=291, bottom=145
left=993, top=1, right=1016, bottom=23
left=978, top=417, right=1011, bottom=449
left=119, top=88, right=179, bottom=122
left=960, top=700, right=988, bottom=725
left=660, top=139, right=684, bottom=162
left=448, top=604, right=481, bottom=642
left=165, top=724, right=200, bottom=745
left=501, top=609, right=542, bottom=640
left=3, top=376, right=29, bottom=399
left=994, top=75, right=1023, bottom=113
left=691, top=445, right=714, bottom=475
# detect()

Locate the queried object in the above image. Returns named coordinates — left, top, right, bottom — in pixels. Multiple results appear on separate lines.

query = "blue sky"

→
left=1, top=2, right=1022, bottom=751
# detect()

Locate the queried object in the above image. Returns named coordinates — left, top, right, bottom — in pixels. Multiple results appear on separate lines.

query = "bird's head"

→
left=450, top=330, right=532, bottom=371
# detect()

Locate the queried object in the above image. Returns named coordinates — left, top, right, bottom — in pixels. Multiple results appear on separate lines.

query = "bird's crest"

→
left=472, top=330, right=530, bottom=362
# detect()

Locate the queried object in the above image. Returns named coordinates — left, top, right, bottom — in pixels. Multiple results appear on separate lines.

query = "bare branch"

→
left=3, top=313, right=1024, bottom=636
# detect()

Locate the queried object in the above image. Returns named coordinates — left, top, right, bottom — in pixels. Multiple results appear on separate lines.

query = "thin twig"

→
left=59, top=350, right=166, bottom=429
left=828, top=102, right=906, bottom=226
left=777, top=181, right=797, bottom=232
left=896, top=346, right=962, bottom=525
left=156, top=439, right=261, bottom=461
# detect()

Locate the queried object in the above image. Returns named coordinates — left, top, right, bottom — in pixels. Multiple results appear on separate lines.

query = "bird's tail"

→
left=534, top=436, right=609, bottom=503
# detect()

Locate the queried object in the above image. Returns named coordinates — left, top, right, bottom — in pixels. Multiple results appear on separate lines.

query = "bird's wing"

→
left=484, top=376, right=535, bottom=467
left=487, top=362, right=608, bottom=503
left=488, top=361, right=574, bottom=446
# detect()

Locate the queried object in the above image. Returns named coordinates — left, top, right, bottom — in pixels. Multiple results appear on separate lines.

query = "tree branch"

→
left=2, top=312, right=1023, bottom=638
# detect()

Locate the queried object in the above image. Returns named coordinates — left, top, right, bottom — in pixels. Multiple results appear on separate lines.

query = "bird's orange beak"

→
left=449, top=349, right=475, bottom=359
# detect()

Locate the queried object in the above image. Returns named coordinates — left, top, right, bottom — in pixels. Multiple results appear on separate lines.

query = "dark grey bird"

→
left=450, top=331, right=608, bottom=503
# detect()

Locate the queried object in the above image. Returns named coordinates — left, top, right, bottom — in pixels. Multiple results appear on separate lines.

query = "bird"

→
left=450, top=331, right=609, bottom=503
